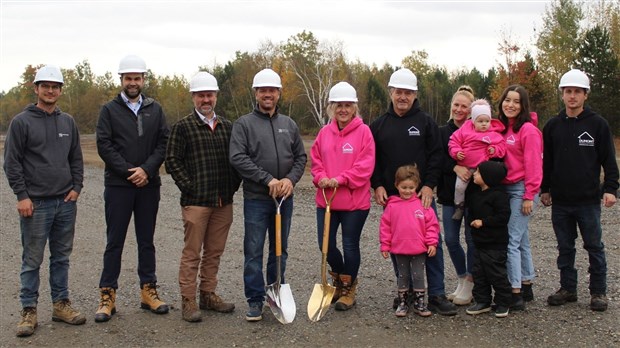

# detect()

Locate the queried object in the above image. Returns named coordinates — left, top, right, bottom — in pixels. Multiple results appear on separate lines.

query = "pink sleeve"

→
left=521, top=126, right=543, bottom=200
left=379, top=206, right=392, bottom=252
left=336, top=126, right=376, bottom=189
left=492, top=132, right=506, bottom=159
left=448, top=129, right=464, bottom=160
left=424, top=208, right=439, bottom=247
left=310, top=132, right=326, bottom=187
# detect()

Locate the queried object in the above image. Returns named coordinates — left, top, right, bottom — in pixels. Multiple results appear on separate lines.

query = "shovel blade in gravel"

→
left=307, top=283, right=335, bottom=322
left=266, top=283, right=296, bottom=324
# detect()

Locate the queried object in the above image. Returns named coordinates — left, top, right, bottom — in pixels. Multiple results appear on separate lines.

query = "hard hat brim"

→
left=329, top=98, right=358, bottom=102
left=388, top=83, right=418, bottom=91
left=118, top=69, right=147, bottom=74
left=190, top=88, right=220, bottom=92
left=253, top=84, right=282, bottom=88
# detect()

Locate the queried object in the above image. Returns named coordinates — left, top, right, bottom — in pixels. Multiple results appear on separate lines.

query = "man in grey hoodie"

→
left=4, top=65, right=86, bottom=337
left=229, top=68, right=307, bottom=322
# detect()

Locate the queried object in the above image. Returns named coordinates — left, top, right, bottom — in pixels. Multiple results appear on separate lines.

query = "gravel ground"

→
left=1, top=161, right=619, bottom=347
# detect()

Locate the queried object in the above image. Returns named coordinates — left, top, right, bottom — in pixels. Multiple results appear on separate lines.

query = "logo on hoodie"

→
left=578, top=132, right=594, bottom=147
left=278, top=129, right=290, bottom=134
left=506, top=135, right=516, bottom=146
left=342, top=143, right=353, bottom=154
left=414, top=209, right=424, bottom=219
left=58, top=133, right=70, bottom=138
left=408, top=126, right=420, bottom=136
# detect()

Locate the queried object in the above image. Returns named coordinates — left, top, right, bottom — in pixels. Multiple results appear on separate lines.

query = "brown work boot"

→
left=95, top=287, right=116, bottom=322
left=16, top=307, right=37, bottom=337
left=140, top=283, right=169, bottom=314
left=329, top=271, right=342, bottom=303
left=52, top=299, right=86, bottom=325
left=335, top=275, right=357, bottom=311
left=590, top=294, right=608, bottom=312
left=199, top=291, right=235, bottom=313
left=182, top=296, right=202, bottom=322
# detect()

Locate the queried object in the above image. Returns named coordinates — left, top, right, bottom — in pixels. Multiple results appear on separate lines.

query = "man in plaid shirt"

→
left=165, top=72, right=241, bottom=322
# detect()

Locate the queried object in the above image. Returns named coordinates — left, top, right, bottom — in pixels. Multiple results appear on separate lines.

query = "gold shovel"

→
left=307, top=187, right=337, bottom=322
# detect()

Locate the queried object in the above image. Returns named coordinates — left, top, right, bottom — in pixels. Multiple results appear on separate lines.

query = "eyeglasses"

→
left=38, top=83, right=61, bottom=91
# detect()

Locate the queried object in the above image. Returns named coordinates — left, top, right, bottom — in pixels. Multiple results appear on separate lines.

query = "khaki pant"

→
left=179, top=204, right=233, bottom=298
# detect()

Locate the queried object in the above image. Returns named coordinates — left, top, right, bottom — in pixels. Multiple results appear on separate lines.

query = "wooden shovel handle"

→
left=320, top=187, right=337, bottom=255
left=274, top=197, right=285, bottom=258
left=276, top=212, right=282, bottom=257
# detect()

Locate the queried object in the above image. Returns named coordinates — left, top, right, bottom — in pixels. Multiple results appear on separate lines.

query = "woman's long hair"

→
left=497, top=84, right=531, bottom=134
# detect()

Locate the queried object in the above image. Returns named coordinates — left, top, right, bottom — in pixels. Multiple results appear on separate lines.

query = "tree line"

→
left=1, top=0, right=618, bottom=135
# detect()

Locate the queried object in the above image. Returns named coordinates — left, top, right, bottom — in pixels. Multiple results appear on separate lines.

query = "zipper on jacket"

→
left=269, top=117, right=280, bottom=178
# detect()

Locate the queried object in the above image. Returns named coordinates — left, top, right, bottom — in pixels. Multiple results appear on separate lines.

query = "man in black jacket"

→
left=541, top=69, right=619, bottom=312
left=370, top=68, right=456, bottom=316
left=94, top=55, right=170, bottom=322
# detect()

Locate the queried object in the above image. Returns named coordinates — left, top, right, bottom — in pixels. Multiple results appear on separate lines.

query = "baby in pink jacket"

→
left=380, top=165, right=439, bottom=318
left=448, top=99, right=506, bottom=220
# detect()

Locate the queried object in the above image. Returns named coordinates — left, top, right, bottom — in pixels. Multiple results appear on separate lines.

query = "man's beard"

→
left=124, top=86, right=141, bottom=99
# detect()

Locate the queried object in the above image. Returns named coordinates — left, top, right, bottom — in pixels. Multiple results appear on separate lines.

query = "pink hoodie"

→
left=502, top=115, right=543, bottom=200
left=379, top=195, right=439, bottom=255
left=311, top=116, right=375, bottom=210
left=448, top=119, right=506, bottom=168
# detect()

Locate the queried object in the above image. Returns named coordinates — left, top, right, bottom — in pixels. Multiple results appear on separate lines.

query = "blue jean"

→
left=442, top=204, right=474, bottom=277
left=243, top=198, right=293, bottom=304
left=391, top=200, right=446, bottom=297
left=552, top=203, right=606, bottom=295
left=504, top=181, right=537, bottom=289
left=99, top=186, right=160, bottom=289
left=20, top=196, right=77, bottom=308
left=316, top=208, right=369, bottom=281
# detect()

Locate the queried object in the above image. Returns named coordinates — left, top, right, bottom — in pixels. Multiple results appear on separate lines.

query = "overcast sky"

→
left=0, top=0, right=550, bottom=92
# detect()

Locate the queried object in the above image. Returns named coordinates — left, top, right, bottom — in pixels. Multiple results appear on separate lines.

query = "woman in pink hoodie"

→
left=380, top=165, right=439, bottom=317
left=497, top=85, right=543, bottom=310
left=310, top=82, right=375, bottom=311
left=448, top=99, right=506, bottom=220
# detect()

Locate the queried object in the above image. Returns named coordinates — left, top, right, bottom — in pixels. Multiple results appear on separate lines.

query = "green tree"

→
left=584, top=0, right=620, bottom=59
left=0, top=65, right=39, bottom=131
left=575, top=25, right=620, bottom=133
left=535, top=0, right=584, bottom=111
left=155, top=74, right=191, bottom=123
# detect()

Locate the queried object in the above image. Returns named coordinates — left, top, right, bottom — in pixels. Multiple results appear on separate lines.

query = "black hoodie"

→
left=370, top=99, right=442, bottom=197
left=541, top=107, right=619, bottom=205
left=466, top=162, right=510, bottom=250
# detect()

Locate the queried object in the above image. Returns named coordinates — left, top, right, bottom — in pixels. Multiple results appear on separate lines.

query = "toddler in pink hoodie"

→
left=448, top=99, right=506, bottom=220
left=380, top=165, right=439, bottom=317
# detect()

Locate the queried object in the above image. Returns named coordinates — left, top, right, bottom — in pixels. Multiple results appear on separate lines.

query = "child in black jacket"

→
left=465, top=161, right=512, bottom=318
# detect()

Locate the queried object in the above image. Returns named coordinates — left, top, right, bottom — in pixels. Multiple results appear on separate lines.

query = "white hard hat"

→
left=118, top=54, right=147, bottom=74
left=190, top=72, right=219, bottom=92
left=388, top=68, right=418, bottom=91
left=328, top=82, right=358, bottom=102
left=34, top=65, right=64, bottom=84
left=558, top=69, right=590, bottom=91
left=252, top=68, right=282, bottom=88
